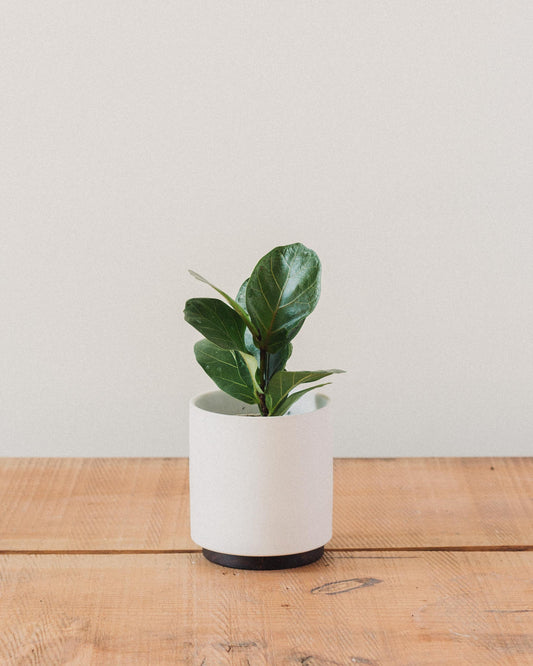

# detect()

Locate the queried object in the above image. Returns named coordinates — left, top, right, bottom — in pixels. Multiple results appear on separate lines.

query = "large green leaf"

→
left=189, top=270, right=258, bottom=337
left=193, top=339, right=258, bottom=404
left=265, top=369, right=345, bottom=415
left=184, top=298, right=247, bottom=353
left=236, top=278, right=293, bottom=381
left=245, top=243, right=321, bottom=353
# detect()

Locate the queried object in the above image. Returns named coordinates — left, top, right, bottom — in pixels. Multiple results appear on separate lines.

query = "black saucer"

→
left=201, top=545, right=325, bottom=570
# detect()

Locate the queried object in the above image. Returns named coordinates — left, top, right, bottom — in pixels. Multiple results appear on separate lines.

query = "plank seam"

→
left=0, top=545, right=532, bottom=555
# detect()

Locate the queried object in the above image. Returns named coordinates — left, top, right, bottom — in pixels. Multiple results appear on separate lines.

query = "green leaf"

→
left=184, top=298, right=248, bottom=353
left=236, top=278, right=293, bottom=382
left=239, top=351, right=263, bottom=395
left=236, top=278, right=259, bottom=360
left=193, top=340, right=258, bottom=404
left=264, top=343, right=293, bottom=383
left=235, top=278, right=249, bottom=311
left=189, top=270, right=259, bottom=337
left=245, top=243, right=321, bottom=353
left=265, top=369, right=345, bottom=415
left=270, top=382, right=332, bottom=417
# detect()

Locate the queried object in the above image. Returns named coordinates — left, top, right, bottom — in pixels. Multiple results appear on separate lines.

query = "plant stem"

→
left=258, top=348, right=269, bottom=416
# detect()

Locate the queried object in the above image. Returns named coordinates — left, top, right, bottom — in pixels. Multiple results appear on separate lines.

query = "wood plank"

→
left=332, top=457, right=533, bottom=550
left=1, top=458, right=531, bottom=551
left=1, top=551, right=532, bottom=665
left=0, top=458, right=194, bottom=551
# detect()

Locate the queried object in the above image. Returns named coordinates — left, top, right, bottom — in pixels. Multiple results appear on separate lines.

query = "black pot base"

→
left=202, top=545, right=325, bottom=570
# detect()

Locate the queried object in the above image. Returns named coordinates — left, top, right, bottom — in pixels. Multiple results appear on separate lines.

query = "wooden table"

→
left=0, top=458, right=532, bottom=665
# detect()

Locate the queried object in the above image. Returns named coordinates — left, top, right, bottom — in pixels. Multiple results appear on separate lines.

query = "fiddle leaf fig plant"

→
left=184, top=242, right=344, bottom=416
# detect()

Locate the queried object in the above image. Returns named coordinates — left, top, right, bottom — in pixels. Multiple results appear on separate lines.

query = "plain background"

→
left=1, top=2, right=532, bottom=457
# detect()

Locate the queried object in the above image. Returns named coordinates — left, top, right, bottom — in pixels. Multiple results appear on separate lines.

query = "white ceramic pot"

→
left=189, top=390, right=333, bottom=569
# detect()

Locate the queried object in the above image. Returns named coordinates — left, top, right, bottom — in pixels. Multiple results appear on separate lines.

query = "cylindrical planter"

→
left=189, top=390, right=333, bottom=570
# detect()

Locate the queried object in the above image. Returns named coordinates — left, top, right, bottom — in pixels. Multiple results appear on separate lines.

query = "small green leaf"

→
left=194, top=340, right=258, bottom=404
left=265, top=343, right=293, bottom=383
left=270, top=382, right=331, bottom=416
left=265, top=369, right=345, bottom=415
left=189, top=270, right=259, bottom=337
left=236, top=278, right=259, bottom=361
left=235, top=278, right=249, bottom=311
left=184, top=298, right=248, bottom=353
left=246, top=243, right=321, bottom=353
left=239, top=351, right=263, bottom=395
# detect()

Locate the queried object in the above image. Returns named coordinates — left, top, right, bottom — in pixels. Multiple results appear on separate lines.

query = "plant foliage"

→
left=184, top=243, right=344, bottom=416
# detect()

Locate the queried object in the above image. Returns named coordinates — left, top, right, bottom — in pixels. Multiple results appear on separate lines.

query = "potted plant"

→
left=184, top=242, right=344, bottom=570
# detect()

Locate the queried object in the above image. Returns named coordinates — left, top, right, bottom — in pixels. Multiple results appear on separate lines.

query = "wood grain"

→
left=1, top=458, right=531, bottom=551
left=1, top=457, right=532, bottom=664
left=332, top=457, right=533, bottom=550
left=1, top=551, right=532, bottom=665
left=0, top=458, right=193, bottom=551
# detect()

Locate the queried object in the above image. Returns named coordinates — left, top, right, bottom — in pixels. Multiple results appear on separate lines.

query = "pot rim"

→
left=190, top=389, right=330, bottom=419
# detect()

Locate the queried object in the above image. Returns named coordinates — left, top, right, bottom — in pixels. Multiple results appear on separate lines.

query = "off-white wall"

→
left=2, top=2, right=532, bottom=457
